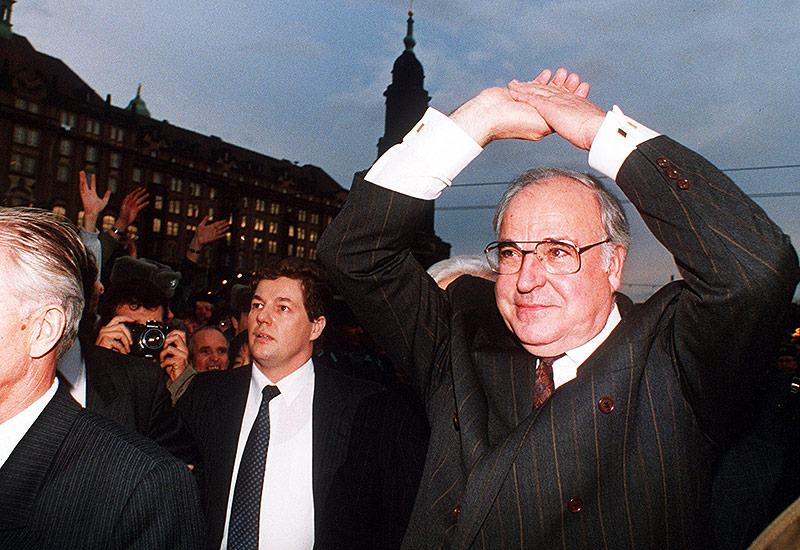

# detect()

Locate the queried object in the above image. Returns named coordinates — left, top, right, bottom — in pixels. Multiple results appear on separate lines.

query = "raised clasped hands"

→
left=450, top=68, right=604, bottom=151
left=507, top=68, right=606, bottom=151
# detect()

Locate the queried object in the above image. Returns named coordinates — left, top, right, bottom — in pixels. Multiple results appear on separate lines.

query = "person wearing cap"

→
left=95, top=257, right=196, bottom=403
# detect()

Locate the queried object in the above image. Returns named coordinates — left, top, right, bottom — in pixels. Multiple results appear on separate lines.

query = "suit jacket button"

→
left=598, top=396, right=615, bottom=413
left=453, top=505, right=461, bottom=522
left=657, top=157, right=669, bottom=168
left=677, top=178, right=690, bottom=189
left=567, top=497, right=583, bottom=513
left=666, top=168, right=679, bottom=180
left=452, top=413, right=460, bottom=431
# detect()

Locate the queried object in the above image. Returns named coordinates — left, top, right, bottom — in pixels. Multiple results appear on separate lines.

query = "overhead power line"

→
left=437, top=163, right=800, bottom=211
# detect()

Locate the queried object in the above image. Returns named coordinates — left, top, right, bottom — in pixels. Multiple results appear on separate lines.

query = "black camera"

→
left=125, top=321, right=167, bottom=359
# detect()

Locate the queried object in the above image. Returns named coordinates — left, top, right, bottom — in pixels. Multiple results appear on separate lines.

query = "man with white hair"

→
left=0, top=207, right=204, bottom=548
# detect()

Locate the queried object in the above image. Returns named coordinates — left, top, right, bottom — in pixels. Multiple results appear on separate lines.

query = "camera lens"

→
left=141, top=327, right=166, bottom=350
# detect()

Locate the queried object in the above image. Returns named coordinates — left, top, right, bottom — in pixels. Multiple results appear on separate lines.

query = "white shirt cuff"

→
left=588, top=106, right=660, bottom=181
left=365, top=108, right=483, bottom=200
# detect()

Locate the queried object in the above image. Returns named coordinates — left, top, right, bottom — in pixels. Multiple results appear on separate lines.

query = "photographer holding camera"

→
left=95, top=259, right=194, bottom=398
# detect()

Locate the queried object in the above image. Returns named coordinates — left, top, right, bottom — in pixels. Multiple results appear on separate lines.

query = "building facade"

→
left=0, top=23, right=346, bottom=287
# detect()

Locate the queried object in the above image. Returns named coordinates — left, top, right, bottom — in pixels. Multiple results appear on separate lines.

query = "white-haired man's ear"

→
left=29, top=305, right=67, bottom=359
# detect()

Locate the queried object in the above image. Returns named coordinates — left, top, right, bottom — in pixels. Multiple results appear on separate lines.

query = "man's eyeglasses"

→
left=484, top=238, right=611, bottom=275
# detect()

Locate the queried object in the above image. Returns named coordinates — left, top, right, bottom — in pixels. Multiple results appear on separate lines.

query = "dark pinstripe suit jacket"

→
left=0, top=383, right=205, bottom=549
left=318, top=136, right=800, bottom=549
left=175, top=359, right=380, bottom=548
left=83, top=343, right=198, bottom=464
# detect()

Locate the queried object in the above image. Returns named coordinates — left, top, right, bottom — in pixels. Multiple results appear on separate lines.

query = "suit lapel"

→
left=311, top=363, right=347, bottom=514
left=0, top=385, right=80, bottom=531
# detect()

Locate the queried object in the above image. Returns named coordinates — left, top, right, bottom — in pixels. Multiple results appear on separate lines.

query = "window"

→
left=298, top=210, right=307, bottom=222
left=187, top=203, right=200, bottom=217
left=166, top=221, right=179, bottom=236
left=287, top=244, right=294, bottom=256
left=12, top=126, right=40, bottom=147
left=209, top=188, right=216, bottom=200
left=297, top=228, right=306, bottom=240
left=108, top=175, right=118, bottom=193
left=255, top=199, right=266, bottom=212
left=133, top=168, right=143, bottom=183
left=153, top=172, right=163, bottom=184
left=208, top=207, right=215, bottom=219
left=154, top=195, right=164, bottom=210
left=57, top=164, right=70, bottom=183
left=270, top=203, right=280, bottom=215
left=309, top=231, right=318, bottom=243
left=268, top=221, right=278, bottom=234
left=268, top=240, right=278, bottom=254
left=296, top=246, right=305, bottom=258
left=309, top=248, right=317, bottom=260
left=110, top=126, right=124, bottom=143
left=52, top=205, right=66, bottom=217
left=310, top=213, right=320, bottom=225
left=168, top=200, right=181, bottom=215
left=189, top=182, right=201, bottom=197
left=102, top=215, right=115, bottom=232
left=109, top=152, right=121, bottom=169
left=85, top=146, right=99, bottom=163
left=254, top=237, right=264, bottom=251
left=152, top=218, right=162, bottom=232
left=242, top=197, right=249, bottom=209
left=60, top=111, right=77, bottom=130
left=170, top=178, right=183, bottom=192
left=16, top=98, right=40, bottom=113
left=59, top=139, right=74, bottom=157
left=254, top=218, right=264, bottom=232
left=240, top=216, right=247, bottom=229
left=86, top=119, right=102, bottom=136
left=10, top=153, right=37, bottom=175
left=288, top=225, right=295, bottom=238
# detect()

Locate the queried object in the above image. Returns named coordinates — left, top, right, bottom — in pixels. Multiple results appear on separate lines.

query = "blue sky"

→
left=13, top=0, right=800, bottom=300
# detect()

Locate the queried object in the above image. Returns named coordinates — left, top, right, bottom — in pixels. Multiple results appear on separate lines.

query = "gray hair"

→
left=0, top=207, right=88, bottom=359
left=493, top=168, right=630, bottom=267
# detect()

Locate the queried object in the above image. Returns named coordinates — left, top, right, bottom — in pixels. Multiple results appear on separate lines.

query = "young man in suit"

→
left=318, top=68, right=800, bottom=549
left=176, top=257, right=379, bottom=548
left=0, top=207, right=204, bottom=548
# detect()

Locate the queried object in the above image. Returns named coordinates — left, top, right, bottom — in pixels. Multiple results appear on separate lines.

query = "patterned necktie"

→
left=227, top=385, right=281, bottom=549
left=533, top=355, right=564, bottom=410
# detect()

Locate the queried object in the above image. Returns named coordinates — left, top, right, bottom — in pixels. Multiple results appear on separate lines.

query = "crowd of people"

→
left=1, top=67, right=799, bottom=549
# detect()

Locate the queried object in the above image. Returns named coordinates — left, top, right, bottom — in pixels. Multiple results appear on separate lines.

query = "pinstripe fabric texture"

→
left=0, top=384, right=205, bottom=549
left=318, top=136, right=800, bottom=550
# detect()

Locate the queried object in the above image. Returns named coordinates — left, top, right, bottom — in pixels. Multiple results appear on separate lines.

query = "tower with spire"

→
left=377, top=6, right=431, bottom=156
left=377, top=6, right=449, bottom=268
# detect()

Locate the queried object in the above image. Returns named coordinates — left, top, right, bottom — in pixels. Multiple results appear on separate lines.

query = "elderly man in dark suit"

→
left=0, top=207, right=204, bottom=548
left=176, top=257, right=379, bottom=549
left=318, top=68, right=800, bottom=549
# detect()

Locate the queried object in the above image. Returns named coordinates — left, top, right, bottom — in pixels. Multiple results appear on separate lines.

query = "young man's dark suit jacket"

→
left=318, top=136, right=800, bottom=549
left=0, top=383, right=205, bottom=548
left=82, top=342, right=199, bottom=465
left=175, top=358, right=380, bottom=548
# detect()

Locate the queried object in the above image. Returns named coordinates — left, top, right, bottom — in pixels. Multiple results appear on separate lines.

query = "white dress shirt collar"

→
left=0, top=377, right=59, bottom=468
left=553, top=304, right=622, bottom=389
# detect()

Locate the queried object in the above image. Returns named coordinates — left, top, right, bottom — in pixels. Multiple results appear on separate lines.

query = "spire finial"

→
left=136, top=83, right=142, bottom=97
left=404, top=2, right=416, bottom=51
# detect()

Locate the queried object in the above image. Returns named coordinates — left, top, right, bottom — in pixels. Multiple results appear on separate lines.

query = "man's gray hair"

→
left=0, top=207, right=88, bottom=358
left=493, top=168, right=631, bottom=266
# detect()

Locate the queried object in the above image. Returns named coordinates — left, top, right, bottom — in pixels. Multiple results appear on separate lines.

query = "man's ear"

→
left=29, top=306, right=67, bottom=359
left=607, top=245, right=627, bottom=293
left=309, top=315, right=326, bottom=342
